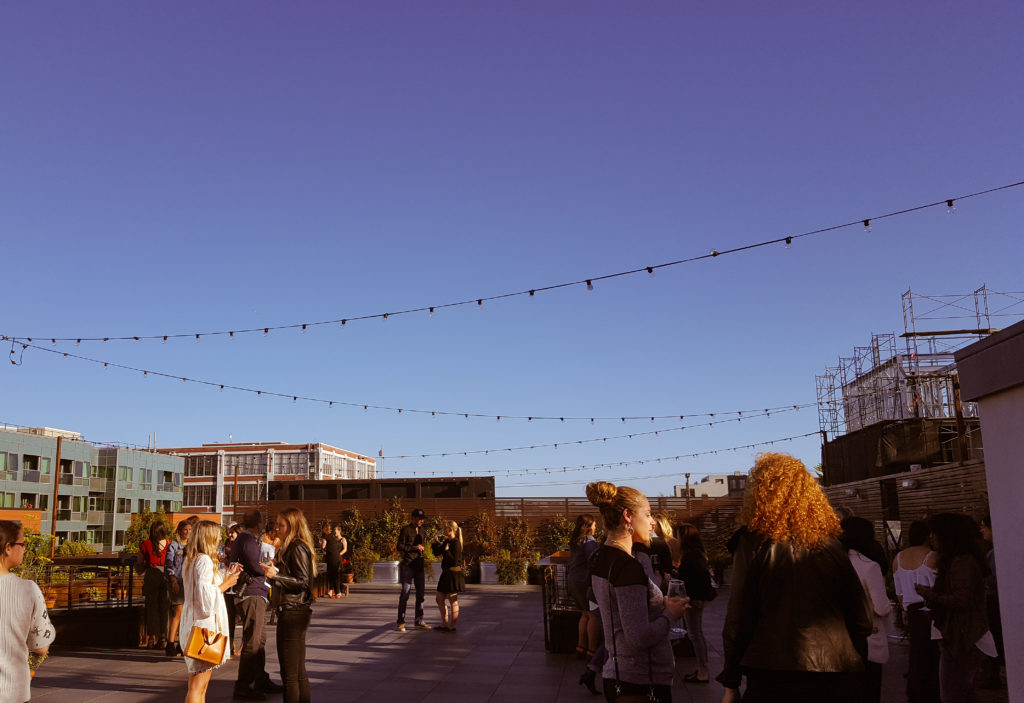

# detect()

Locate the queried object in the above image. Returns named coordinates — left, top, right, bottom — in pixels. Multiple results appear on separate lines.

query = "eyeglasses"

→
left=12, top=542, right=26, bottom=548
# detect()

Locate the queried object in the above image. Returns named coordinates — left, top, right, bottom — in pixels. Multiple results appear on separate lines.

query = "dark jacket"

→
left=717, top=530, right=870, bottom=689
left=397, top=524, right=425, bottom=569
left=271, top=541, right=315, bottom=611
left=232, top=530, right=270, bottom=600
left=677, top=551, right=715, bottom=602
left=920, top=554, right=989, bottom=657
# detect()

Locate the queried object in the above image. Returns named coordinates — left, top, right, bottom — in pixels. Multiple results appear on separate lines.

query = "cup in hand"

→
left=667, top=579, right=687, bottom=599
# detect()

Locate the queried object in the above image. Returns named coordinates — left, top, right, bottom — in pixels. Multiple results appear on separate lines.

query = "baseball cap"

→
left=411, top=508, right=426, bottom=519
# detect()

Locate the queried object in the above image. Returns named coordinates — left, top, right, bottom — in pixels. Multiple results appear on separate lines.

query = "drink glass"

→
left=667, top=579, right=687, bottom=599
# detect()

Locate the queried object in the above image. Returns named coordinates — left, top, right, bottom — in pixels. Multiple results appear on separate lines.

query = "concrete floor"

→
left=30, top=583, right=1007, bottom=703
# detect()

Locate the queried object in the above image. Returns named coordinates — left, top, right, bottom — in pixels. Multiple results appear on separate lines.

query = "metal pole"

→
left=685, top=472, right=691, bottom=516
left=49, top=436, right=62, bottom=560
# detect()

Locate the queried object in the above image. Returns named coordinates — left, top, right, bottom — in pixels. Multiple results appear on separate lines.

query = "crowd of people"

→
left=567, top=452, right=1002, bottom=703
left=0, top=451, right=1005, bottom=703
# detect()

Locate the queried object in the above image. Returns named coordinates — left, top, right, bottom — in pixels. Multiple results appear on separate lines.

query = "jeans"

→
left=397, top=563, right=425, bottom=624
left=235, top=597, right=268, bottom=690
left=683, top=603, right=708, bottom=670
left=276, top=607, right=311, bottom=703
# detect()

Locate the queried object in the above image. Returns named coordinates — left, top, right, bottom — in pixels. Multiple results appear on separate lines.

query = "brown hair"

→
left=570, top=514, right=596, bottom=547
left=586, top=481, right=647, bottom=531
left=278, top=508, right=316, bottom=563
left=678, top=523, right=708, bottom=565
left=740, top=452, right=840, bottom=548
left=0, top=520, right=21, bottom=556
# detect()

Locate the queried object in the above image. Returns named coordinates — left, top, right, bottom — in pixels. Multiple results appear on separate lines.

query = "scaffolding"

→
left=816, top=286, right=1024, bottom=440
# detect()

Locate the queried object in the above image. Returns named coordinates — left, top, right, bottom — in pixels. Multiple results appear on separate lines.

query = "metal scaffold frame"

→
left=816, top=286, right=1024, bottom=440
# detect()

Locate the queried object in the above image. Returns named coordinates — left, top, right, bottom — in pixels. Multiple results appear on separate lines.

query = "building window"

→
left=184, top=485, right=215, bottom=507
left=222, top=483, right=262, bottom=505
left=139, top=469, right=153, bottom=490
left=117, top=498, right=133, bottom=513
left=184, top=456, right=218, bottom=477
left=118, top=466, right=133, bottom=486
left=115, top=530, right=125, bottom=547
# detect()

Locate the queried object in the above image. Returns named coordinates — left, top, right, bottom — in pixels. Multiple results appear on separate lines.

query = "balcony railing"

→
left=86, top=510, right=108, bottom=525
left=157, top=482, right=175, bottom=492
left=17, top=554, right=142, bottom=611
left=21, top=470, right=40, bottom=483
left=89, top=478, right=109, bottom=492
left=56, top=510, right=84, bottom=522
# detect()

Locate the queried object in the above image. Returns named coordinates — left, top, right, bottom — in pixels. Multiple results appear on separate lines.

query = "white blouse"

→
left=849, top=550, right=892, bottom=664
left=179, top=554, right=230, bottom=673
left=0, top=573, right=55, bottom=703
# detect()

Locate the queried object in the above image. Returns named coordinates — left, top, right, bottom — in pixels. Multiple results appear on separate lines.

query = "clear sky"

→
left=2, top=2, right=1022, bottom=497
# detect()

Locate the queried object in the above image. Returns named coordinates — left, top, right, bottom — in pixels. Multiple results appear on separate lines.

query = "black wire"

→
left=10, top=180, right=1023, bottom=344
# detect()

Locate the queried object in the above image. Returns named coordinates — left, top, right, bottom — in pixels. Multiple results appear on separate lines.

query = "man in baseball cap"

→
left=396, top=508, right=429, bottom=631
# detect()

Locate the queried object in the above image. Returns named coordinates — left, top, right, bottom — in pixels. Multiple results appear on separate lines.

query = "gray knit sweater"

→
left=591, top=545, right=674, bottom=687
left=0, top=573, right=54, bottom=703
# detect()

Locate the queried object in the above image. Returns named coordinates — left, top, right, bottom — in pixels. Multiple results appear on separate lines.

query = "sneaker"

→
left=396, top=623, right=406, bottom=632
left=414, top=621, right=431, bottom=630
left=256, top=679, right=285, bottom=694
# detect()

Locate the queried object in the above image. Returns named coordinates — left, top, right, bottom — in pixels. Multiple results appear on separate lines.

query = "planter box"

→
left=372, top=561, right=400, bottom=583
left=479, top=561, right=498, bottom=585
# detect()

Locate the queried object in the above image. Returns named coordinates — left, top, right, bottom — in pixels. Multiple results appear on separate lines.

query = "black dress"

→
left=324, top=534, right=343, bottom=592
left=436, top=538, right=465, bottom=594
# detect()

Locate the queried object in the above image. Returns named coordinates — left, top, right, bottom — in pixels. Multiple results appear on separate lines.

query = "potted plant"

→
left=495, top=549, right=532, bottom=585
left=350, top=546, right=378, bottom=583
left=340, top=557, right=355, bottom=585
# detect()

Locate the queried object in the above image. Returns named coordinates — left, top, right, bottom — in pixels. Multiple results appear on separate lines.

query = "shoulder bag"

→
left=183, top=560, right=228, bottom=665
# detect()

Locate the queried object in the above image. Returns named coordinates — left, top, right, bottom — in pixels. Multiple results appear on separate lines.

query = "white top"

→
left=179, top=554, right=230, bottom=674
left=849, top=550, right=891, bottom=664
left=0, top=573, right=55, bottom=703
left=893, top=550, right=937, bottom=610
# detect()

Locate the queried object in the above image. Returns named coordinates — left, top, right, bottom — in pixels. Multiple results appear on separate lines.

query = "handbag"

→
left=184, top=623, right=227, bottom=665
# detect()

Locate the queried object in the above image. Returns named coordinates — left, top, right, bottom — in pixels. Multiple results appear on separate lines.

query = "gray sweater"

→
left=591, top=545, right=674, bottom=687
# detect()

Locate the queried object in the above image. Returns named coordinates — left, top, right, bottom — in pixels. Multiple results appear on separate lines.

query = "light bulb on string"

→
left=785, top=236, right=792, bottom=250
left=429, top=307, right=434, bottom=317
left=647, top=266, right=654, bottom=277
left=863, top=219, right=872, bottom=233
left=946, top=199, right=956, bottom=214
left=586, top=280, right=593, bottom=291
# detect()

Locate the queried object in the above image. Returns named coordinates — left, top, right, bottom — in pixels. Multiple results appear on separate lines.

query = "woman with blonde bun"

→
left=586, top=481, right=689, bottom=703
left=434, top=521, right=465, bottom=632
left=717, top=453, right=871, bottom=703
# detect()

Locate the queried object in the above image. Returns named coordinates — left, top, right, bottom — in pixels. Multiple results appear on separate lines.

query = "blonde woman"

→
left=263, top=508, right=315, bottom=703
left=180, top=520, right=241, bottom=703
left=718, top=453, right=871, bottom=703
left=434, top=521, right=465, bottom=632
left=587, top=481, right=689, bottom=703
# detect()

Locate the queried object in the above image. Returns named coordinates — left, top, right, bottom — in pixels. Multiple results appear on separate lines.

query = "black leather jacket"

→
left=718, top=529, right=870, bottom=689
left=271, top=541, right=315, bottom=611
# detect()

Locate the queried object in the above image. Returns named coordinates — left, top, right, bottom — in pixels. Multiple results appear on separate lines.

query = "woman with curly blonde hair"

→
left=717, top=453, right=871, bottom=703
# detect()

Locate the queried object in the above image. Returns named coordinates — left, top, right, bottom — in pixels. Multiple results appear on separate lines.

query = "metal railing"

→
left=21, top=555, right=141, bottom=611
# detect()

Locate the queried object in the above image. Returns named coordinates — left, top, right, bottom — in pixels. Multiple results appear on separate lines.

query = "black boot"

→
left=578, top=668, right=599, bottom=695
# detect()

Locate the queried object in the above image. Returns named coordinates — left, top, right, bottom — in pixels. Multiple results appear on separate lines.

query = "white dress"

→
left=179, top=554, right=230, bottom=674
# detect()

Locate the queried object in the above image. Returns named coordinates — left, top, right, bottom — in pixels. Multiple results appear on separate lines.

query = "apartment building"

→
left=158, top=441, right=376, bottom=517
left=0, top=426, right=183, bottom=551
left=674, top=471, right=748, bottom=499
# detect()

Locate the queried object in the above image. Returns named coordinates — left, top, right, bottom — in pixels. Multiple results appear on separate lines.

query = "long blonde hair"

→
left=185, top=520, right=222, bottom=564
left=278, top=508, right=316, bottom=562
left=446, top=520, right=463, bottom=550
left=740, top=452, right=840, bottom=548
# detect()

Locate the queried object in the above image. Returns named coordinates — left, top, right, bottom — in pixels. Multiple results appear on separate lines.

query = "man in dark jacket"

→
left=396, top=508, right=429, bottom=632
left=232, top=510, right=284, bottom=700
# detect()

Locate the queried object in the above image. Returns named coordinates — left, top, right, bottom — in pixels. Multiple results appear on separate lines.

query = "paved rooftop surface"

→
left=32, top=583, right=1008, bottom=703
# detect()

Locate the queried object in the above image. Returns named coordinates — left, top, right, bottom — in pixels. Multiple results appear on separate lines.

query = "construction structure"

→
left=816, top=286, right=1023, bottom=485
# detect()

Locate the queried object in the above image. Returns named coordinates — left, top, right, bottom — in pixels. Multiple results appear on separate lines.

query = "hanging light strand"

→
left=10, top=180, right=1022, bottom=344
left=2, top=337, right=813, bottom=424
left=377, top=431, right=819, bottom=478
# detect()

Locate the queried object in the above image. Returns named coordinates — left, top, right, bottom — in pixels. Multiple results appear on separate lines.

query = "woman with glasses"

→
left=0, top=520, right=55, bottom=703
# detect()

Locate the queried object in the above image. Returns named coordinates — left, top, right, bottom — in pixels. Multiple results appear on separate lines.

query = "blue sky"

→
left=2, top=2, right=1022, bottom=496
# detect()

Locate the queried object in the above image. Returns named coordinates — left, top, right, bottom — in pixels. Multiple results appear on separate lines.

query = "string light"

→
left=380, top=432, right=819, bottom=479
left=946, top=199, right=956, bottom=214
left=586, top=280, right=593, bottom=291
left=784, top=236, right=792, bottom=249
left=14, top=181, right=1022, bottom=345
left=2, top=336, right=815, bottom=425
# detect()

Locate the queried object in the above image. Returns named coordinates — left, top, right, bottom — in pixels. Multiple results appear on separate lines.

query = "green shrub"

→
left=11, top=528, right=53, bottom=584
left=56, top=540, right=95, bottom=557
left=350, top=546, right=379, bottom=583
left=533, top=516, right=575, bottom=557
left=123, top=508, right=173, bottom=553
left=495, top=548, right=532, bottom=585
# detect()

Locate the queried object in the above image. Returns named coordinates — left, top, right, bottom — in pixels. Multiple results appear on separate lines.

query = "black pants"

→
left=906, top=605, right=940, bottom=703
left=398, top=563, right=425, bottom=624
left=742, top=670, right=862, bottom=703
left=862, top=661, right=882, bottom=703
left=224, top=594, right=237, bottom=645
left=276, top=607, right=311, bottom=703
left=327, top=561, right=341, bottom=593
left=601, top=679, right=671, bottom=703
left=235, top=597, right=269, bottom=690
left=142, top=567, right=168, bottom=639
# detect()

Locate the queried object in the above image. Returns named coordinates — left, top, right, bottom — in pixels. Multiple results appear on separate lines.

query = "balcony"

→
left=22, top=470, right=41, bottom=483
left=56, top=510, right=84, bottom=522
left=86, top=510, right=108, bottom=525
left=89, top=478, right=109, bottom=492
left=157, top=482, right=175, bottom=492
left=59, top=474, right=81, bottom=486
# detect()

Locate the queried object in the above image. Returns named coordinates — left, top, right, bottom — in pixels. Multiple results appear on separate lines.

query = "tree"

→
left=123, top=507, right=174, bottom=553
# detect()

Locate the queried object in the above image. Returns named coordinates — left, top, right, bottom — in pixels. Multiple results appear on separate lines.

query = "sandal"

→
left=683, top=672, right=709, bottom=684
